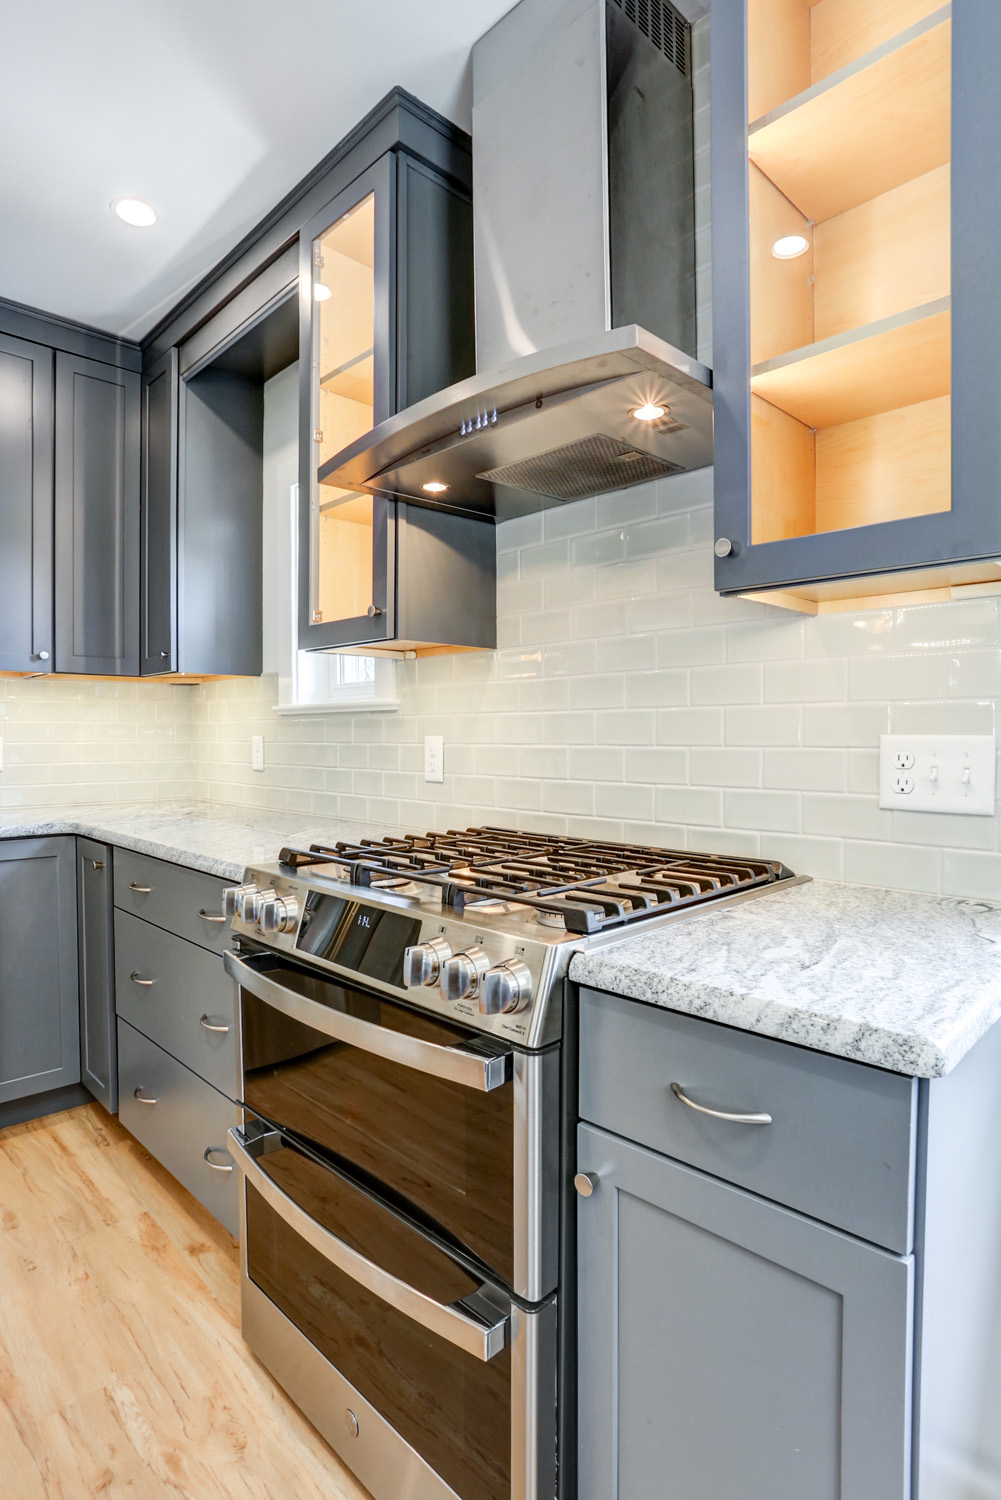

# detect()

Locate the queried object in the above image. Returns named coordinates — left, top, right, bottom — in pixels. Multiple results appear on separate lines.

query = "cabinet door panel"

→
left=141, top=347, right=178, bottom=674
left=77, top=838, right=117, bottom=1112
left=54, top=353, right=140, bottom=675
left=0, top=332, right=53, bottom=673
left=577, top=1122, right=913, bottom=1500
left=0, top=839, right=80, bottom=1103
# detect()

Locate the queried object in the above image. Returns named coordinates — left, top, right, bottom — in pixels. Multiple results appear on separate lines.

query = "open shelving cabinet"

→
left=712, top=0, right=1001, bottom=613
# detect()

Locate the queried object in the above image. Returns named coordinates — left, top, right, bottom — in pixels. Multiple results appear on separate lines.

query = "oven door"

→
left=230, top=1118, right=557, bottom=1500
left=226, top=946, right=559, bottom=1300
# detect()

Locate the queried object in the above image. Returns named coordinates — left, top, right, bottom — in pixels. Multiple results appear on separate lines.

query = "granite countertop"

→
left=0, top=801, right=400, bottom=882
left=569, top=877, right=1001, bottom=1079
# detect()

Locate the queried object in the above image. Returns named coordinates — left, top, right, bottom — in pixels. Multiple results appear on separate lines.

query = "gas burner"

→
left=536, top=909, right=567, bottom=930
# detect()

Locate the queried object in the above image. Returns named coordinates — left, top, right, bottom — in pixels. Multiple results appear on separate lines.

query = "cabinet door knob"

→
left=367, top=604, right=383, bottom=618
left=31, top=651, right=50, bottom=662
left=574, top=1172, right=599, bottom=1198
left=714, top=537, right=735, bottom=558
left=159, top=650, right=169, bottom=659
left=90, top=859, right=105, bottom=872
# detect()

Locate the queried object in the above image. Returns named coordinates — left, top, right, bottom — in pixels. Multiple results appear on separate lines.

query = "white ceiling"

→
left=0, top=0, right=517, bottom=341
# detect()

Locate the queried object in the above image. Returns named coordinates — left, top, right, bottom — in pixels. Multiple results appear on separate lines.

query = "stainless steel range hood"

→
left=320, top=0, right=712, bottom=522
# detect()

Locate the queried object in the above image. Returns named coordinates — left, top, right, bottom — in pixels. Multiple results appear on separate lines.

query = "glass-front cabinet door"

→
left=299, top=156, right=395, bottom=650
left=711, top=0, right=1001, bottom=608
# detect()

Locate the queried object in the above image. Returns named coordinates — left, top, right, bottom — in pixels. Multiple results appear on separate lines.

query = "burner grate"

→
left=278, top=828, right=792, bottom=934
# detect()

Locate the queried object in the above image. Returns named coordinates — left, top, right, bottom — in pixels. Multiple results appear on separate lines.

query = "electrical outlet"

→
left=879, top=734, right=996, bottom=815
left=251, top=734, right=265, bottom=772
left=424, top=734, right=444, bottom=783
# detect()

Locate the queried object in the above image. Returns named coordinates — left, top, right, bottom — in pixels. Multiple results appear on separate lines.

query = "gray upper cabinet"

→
left=77, top=838, right=117, bottom=1113
left=0, top=332, right=53, bottom=674
left=0, top=839, right=80, bottom=1105
left=140, top=347, right=178, bottom=674
left=576, top=1122, right=914, bottom=1500
left=711, top=0, right=1001, bottom=610
left=54, top=352, right=140, bottom=675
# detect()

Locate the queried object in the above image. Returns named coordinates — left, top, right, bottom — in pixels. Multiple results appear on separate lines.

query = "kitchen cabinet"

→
left=576, top=1124, right=913, bottom=1500
left=77, top=838, right=117, bottom=1113
left=577, top=988, right=1001, bottom=1499
left=54, top=352, right=141, bottom=674
left=0, top=839, right=80, bottom=1110
left=140, top=348, right=178, bottom=674
left=299, top=124, right=493, bottom=654
left=711, top=0, right=1001, bottom=612
left=0, top=331, right=53, bottom=673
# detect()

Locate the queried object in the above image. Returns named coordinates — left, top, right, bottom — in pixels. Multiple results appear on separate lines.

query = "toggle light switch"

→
left=879, top=735, right=996, bottom=815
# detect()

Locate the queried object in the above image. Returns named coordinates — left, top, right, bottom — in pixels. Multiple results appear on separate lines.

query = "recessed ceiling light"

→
left=112, top=198, right=156, bottom=227
left=771, top=234, right=810, bottom=260
left=422, top=480, right=449, bottom=494
left=632, top=403, right=667, bottom=422
left=314, top=283, right=332, bottom=301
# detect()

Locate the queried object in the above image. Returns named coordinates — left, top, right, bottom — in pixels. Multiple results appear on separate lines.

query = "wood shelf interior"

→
left=314, top=193, right=376, bottom=472
left=747, top=0, right=952, bottom=546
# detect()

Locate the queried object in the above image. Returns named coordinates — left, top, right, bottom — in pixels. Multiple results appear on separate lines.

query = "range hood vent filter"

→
left=609, top=0, right=690, bottom=75
left=478, top=434, right=685, bottom=502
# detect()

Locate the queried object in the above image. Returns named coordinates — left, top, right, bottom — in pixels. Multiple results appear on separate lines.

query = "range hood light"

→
left=422, top=480, right=450, bottom=495
left=314, top=283, right=332, bottom=301
left=771, top=234, right=810, bottom=260
left=632, top=403, right=668, bottom=422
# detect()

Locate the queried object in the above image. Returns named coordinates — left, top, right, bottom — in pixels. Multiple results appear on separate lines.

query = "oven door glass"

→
left=235, top=1121, right=512, bottom=1500
left=233, top=949, right=518, bottom=1284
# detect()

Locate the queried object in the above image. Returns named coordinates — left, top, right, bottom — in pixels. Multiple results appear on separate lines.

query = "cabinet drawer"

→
left=579, top=989, right=917, bottom=1254
left=115, top=910, right=238, bottom=1099
left=117, top=1018, right=238, bottom=1236
left=114, top=849, right=230, bottom=953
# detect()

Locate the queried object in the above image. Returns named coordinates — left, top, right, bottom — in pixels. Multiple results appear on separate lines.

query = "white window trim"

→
left=272, top=483, right=399, bottom=715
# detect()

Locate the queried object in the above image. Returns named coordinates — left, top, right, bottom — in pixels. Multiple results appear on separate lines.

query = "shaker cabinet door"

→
left=140, top=347, right=178, bottom=674
left=54, top=352, right=140, bottom=675
left=0, top=331, right=53, bottom=673
left=577, top=1123, right=914, bottom=1500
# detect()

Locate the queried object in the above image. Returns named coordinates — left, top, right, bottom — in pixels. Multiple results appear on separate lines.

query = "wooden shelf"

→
left=749, top=9, right=951, bottom=221
left=751, top=299, right=950, bottom=429
left=320, top=347, right=374, bottom=404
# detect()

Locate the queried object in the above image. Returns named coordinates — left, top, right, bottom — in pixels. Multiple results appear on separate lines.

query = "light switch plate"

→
left=424, top=735, right=444, bottom=783
left=879, top=734, right=996, bottom=815
left=251, top=734, right=265, bottom=772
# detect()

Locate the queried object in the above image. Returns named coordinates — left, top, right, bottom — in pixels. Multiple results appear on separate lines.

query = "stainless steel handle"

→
left=228, top=1126, right=509, bottom=1361
left=574, top=1172, right=599, bottom=1198
left=224, top=949, right=511, bottom=1093
left=133, top=1088, right=158, bottom=1104
left=367, top=604, right=383, bottom=617
left=128, top=882, right=152, bottom=893
left=159, top=650, right=169, bottom=659
left=670, top=1081, right=772, bottom=1126
left=714, top=537, right=734, bottom=558
left=197, top=908, right=226, bottom=923
left=130, top=972, right=155, bottom=987
left=199, top=1014, right=230, bottom=1034
left=90, top=859, right=105, bottom=872
left=31, top=651, right=50, bottom=662
left=203, top=1147, right=234, bottom=1172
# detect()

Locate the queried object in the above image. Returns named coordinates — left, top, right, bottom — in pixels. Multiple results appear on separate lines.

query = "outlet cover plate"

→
left=879, top=734, right=996, bottom=815
left=251, top=734, right=265, bottom=772
left=424, top=735, right=444, bottom=783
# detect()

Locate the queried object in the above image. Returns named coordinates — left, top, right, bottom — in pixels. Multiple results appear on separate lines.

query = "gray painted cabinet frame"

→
left=577, top=1121, right=914, bottom=1500
left=710, top=0, right=1001, bottom=597
left=77, top=838, right=117, bottom=1113
left=0, top=331, right=54, bottom=674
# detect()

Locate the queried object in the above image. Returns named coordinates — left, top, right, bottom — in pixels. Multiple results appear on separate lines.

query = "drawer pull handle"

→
left=133, top=1088, right=158, bottom=1105
left=198, top=909, right=227, bottom=923
left=129, top=882, right=152, bottom=893
left=203, top=1147, right=234, bottom=1172
left=670, top=1082, right=772, bottom=1127
left=199, top=1015, right=230, bottom=1034
left=130, top=972, right=155, bottom=987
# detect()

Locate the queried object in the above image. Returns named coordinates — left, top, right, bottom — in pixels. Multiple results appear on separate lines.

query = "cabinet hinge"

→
left=312, top=610, right=324, bottom=624
left=313, top=429, right=323, bottom=443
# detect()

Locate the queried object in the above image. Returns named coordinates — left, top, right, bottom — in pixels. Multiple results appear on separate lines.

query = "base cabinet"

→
left=576, top=1122, right=913, bottom=1500
left=77, top=838, right=117, bottom=1113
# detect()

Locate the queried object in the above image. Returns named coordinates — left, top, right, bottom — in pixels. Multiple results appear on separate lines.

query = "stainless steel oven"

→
left=226, top=943, right=559, bottom=1500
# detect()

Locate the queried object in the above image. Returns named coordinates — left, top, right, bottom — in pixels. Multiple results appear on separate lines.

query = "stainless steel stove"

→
left=222, top=828, right=798, bottom=1500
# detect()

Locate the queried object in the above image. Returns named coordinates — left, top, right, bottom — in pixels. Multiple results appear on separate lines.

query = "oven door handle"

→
left=227, top=1126, right=510, bottom=1362
left=224, top=948, right=511, bottom=1092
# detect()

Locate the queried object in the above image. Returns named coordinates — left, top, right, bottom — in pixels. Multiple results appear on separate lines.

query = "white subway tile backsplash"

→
left=658, top=707, right=725, bottom=745
left=624, top=747, right=689, bottom=784
left=727, top=617, right=805, bottom=663
left=803, top=703, right=891, bottom=747
left=657, top=625, right=725, bottom=666
left=849, top=654, right=948, bottom=701
left=724, top=789, right=799, bottom=833
left=596, top=710, right=656, bottom=745
left=690, top=747, right=762, bottom=788
left=656, top=785, right=723, bottom=826
left=765, top=658, right=846, bottom=703
left=725, top=705, right=802, bottom=747
left=805, top=611, right=894, bottom=658
left=691, top=663, right=763, bottom=706
left=763, top=749, right=847, bottom=792
left=844, top=840, right=942, bottom=893
left=897, top=599, right=1000, bottom=654
left=597, top=558, right=659, bottom=601
left=943, top=849, right=1001, bottom=900
left=625, top=671, right=688, bottom=708
left=891, top=809, right=996, bottom=851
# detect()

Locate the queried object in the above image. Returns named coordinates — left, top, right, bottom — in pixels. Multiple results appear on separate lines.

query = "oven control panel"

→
left=224, top=868, right=569, bottom=1049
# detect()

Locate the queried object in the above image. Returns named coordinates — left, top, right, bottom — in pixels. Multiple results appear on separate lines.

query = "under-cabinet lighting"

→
left=112, top=198, right=156, bottom=227
left=422, top=480, right=450, bottom=494
left=632, top=403, right=667, bottom=422
left=314, top=283, right=332, bottom=301
left=771, top=234, right=810, bottom=260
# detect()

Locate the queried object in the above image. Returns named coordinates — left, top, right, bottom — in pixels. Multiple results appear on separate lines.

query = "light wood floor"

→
left=0, top=1103, right=372, bottom=1500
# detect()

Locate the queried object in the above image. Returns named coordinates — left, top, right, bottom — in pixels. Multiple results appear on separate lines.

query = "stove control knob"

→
left=260, top=895, right=300, bottom=934
left=441, top=947, right=490, bottom=1002
left=480, top=960, right=533, bottom=1016
left=243, top=887, right=277, bottom=923
left=403, top=936, right=452, bottom=988
left=223, top=883, right=257, bottom=919
left=235, top=885, right=260, bottom=920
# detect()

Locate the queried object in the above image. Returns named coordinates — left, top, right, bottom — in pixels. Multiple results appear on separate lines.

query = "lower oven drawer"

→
left=118, top=1019, right=239, bottom=1235
left=231, top=1119, right=557, bottom=1500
